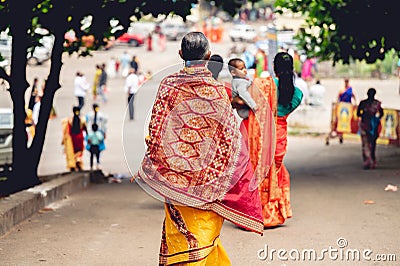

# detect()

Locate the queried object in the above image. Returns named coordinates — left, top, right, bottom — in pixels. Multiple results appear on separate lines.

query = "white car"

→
left=229, top=24, right=257, bottom=42
left=26, top=35, right=54, bottom=65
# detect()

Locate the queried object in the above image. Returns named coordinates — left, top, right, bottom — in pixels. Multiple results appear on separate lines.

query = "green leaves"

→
left=275, top=0, right=400, bottom=64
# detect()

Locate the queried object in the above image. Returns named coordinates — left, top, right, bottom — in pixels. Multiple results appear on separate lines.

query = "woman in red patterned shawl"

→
left=135, top=32, right=263, bottom=265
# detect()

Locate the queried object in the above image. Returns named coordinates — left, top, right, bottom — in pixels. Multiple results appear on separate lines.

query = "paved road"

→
left=1, top=136, right=399, bottom=265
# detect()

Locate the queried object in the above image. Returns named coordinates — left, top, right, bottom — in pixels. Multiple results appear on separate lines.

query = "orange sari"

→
left=247, top=77, right=292, bottom=227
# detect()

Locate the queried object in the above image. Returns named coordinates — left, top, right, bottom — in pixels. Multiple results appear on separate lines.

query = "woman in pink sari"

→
left=301, top=58, right=313, bottom=81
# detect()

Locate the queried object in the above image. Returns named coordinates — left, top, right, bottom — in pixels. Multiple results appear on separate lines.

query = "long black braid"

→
left=273, top=52, right=295, bottom=108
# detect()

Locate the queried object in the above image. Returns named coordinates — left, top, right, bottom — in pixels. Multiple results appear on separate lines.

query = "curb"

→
left=0, top=172, right=91, bottom=236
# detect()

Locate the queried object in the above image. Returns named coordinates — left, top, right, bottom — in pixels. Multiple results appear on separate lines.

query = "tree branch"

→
left=30, top=17, right=66, bottom=163
left=0, top=68, right=10, bottom=83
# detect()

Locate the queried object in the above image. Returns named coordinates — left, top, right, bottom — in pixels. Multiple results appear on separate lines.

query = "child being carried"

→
left=228, top=58, right=258, bottom=119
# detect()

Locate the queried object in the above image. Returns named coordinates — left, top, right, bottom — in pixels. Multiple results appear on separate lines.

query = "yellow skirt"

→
left=159, top=203, right=231, bottom=266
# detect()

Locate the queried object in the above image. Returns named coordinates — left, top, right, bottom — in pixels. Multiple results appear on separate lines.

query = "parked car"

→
left=115, top=27, right=145, bottom=47
left=0, top=34, right=12, bottom=69
left=229, top=24, right=257, bottom=42
left=161, top=23, right=189, bottom=41
left=27, top=35, right=54, bottom=65
left=0, top=108, right=13, bottom=172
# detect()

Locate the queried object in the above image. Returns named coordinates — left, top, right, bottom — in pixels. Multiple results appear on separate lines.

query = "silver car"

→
left=229, top=24, right=257, bottom=42
left=0, top=108, right=13, bottom=171
left=161, top=23, right=189, bottom=41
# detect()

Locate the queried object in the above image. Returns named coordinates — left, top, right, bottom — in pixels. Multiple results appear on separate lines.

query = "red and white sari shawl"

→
left=137, top=64, right=263, bottom=234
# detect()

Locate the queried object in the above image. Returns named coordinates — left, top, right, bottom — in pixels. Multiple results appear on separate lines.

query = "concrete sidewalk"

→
left=0, top=136, right=399, bottom=265
left=0, top=171, right=95, bottom=236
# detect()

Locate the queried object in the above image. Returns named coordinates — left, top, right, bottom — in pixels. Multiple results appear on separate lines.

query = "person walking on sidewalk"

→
left=28, top=77, right=39, bottom=111
left=134, top=32, right=263, bottom=265
left=309, top=80, right=326, bottom=106
left=74, top=71, right=89, bottom=110
left=97, top=64, right=108, bottom=103
left=338, top=78, right=356, bottom=104
left=357, top=88, right=384, bottom=169
left=61, top=106, right=87, bottom=171
left=124, top=68, right=139, bottom=120
left=86, top=103, right=107, bottom=156
left=86, top=103, right=108, bottom=138
left=87, top=123, right=104, bottom=170
left=260, top=52, right=303, bottom=227
left=93, top=64, right=102, bottom=101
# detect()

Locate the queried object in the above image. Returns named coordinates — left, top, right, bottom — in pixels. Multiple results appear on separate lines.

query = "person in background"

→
left=28, top=77, right=39, bottom=111
left=87, top=123, right=104, bottom=170
left=301, top=57, right=314, bottom=81
left=124, top=68, right=139, bottom=120
left=97, top=63, right=108, bottom=103
left=61, top=106, right=87, bottom=171
left=309, top=80, right=326, bottom=106
left=25, top=109, right=35, bottom=148
left=158, top=32, right=166, bottom=52
left=74, top=71, right=89, bottom=110
left=106, top=57, right=117, bottom=79
left=86, top=103, right=108, bottom=139
left=120, top=51, right=131, bottom=78
left=147, top=33, right=153, bottom=51
left=207, top=54, right=232, bottom=100
left=293, top=50, right=302, bottom=75
left=241, top=47, right=255, bottom=70
left=357, top=88, right=384, bottom=169
left=294, top=72, right=309, bottom=105
left=338, top=78, right=356, bottom=104
left=130, top=55, right=139, bottom=73
left=31, top=95, right=41, bottom=126
left=255, top=48, right=267, bottom=77
left=93, top=65, right=101, bottom=101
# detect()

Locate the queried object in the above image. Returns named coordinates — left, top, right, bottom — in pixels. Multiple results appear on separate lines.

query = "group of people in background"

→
left=27, top=46, right=151, bottom=172
left=25, top=77, right=57, bottom=147
left=61, top=103, right=108, bottom=171
left=337, top=78, right=384, bottom=170
left=146, top=25, right=167, bottom=52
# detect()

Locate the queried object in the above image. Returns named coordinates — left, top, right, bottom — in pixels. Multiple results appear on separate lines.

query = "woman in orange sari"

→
left=259, top=52, right=303, bottom=227
left=234, top=52, right=303, bottom=228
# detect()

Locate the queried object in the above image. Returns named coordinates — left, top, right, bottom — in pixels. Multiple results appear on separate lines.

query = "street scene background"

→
left=0, top=16, right=399, bottom=265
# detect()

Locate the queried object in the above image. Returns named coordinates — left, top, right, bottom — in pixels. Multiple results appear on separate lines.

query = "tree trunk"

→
left=30, top=28, right=64, bottom=169
left=1, top=2, right=65, bottom=196
left=3, top=8, right=40, bottom=195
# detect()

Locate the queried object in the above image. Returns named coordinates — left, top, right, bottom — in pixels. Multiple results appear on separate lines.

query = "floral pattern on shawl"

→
left=138, top=65, right=244, bottom=206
